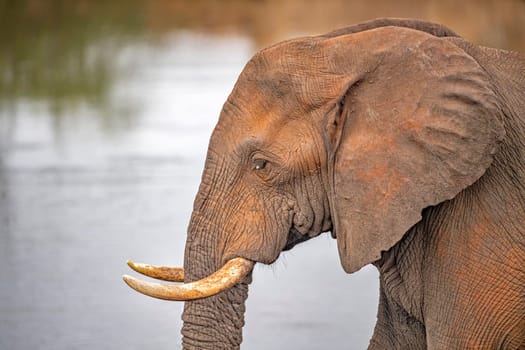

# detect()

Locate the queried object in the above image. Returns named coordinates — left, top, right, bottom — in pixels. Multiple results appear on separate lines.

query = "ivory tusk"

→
left=122, top=257, right=254, bottom=301
left=127, top=260, right=184, bottom=282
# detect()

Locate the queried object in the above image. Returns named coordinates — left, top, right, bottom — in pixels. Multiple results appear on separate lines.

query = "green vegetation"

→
left=0, top=0, right=145, bottom=115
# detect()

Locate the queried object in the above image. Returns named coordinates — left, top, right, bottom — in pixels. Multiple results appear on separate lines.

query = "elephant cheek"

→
left=221, top=201, right=291, bottom=265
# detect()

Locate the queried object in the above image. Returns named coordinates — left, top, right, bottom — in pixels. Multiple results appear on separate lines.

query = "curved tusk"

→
left=122, top=257, right=254, bottom=301
left=127, top=260, right=184, bottom=282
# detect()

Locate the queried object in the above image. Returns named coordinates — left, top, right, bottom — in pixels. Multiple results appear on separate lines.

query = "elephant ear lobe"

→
left=325, top=29, right=505, bottom=273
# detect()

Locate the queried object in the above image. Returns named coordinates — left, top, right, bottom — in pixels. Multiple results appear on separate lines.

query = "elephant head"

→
left=123, top=19, right=505, bottom=349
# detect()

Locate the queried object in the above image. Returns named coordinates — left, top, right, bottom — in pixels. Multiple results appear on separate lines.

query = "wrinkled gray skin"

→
left=181, top=19, right=525, bottom=349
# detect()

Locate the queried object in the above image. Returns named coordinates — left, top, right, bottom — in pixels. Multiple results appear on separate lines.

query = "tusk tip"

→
left=122, top=274, right=145, bottom=294
left=124, top=260, right=185, bottom=282
left=122, top=274, right=136, bottom=286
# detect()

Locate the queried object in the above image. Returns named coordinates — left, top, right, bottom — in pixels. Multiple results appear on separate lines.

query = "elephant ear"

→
left=323, top=27, right=505, bottom=273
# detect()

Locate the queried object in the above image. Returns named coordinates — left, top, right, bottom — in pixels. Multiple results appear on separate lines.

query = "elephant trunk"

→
left=181, top=211, right=252, bottom=349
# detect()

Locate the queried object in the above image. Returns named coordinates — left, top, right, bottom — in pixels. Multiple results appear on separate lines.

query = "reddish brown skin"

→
left=180, top=18, right=525, bottom=349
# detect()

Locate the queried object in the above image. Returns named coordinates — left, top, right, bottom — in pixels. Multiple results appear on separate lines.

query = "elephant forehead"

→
left=232, top=71, right=330, bottom=113
left=212, top=108, right=321, bottom=168
left=232, top=42, right=341, bottom=108
left=236, top=115, right=316, bottom=151
left=220, top=80, right=325, bottom=142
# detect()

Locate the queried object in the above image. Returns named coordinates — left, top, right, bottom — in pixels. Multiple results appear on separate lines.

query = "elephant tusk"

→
left=127, top=260, right=184, bottom=282
left=122, top=257, right=254, bottom=301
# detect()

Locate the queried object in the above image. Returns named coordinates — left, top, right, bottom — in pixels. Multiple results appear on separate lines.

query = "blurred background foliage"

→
left=0, top=0, right=524, bottom=117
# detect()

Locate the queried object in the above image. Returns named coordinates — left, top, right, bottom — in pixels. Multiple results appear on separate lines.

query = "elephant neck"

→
left=372, top=218, right=427, bottom=323
left=373, top=170, right=525, bottom=345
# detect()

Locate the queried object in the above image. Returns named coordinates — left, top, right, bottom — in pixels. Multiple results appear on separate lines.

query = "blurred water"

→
left=0, top=31, right=379, bottom=349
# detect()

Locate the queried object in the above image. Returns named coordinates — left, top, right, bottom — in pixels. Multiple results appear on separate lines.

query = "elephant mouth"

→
left=282, top=228, right=312, bottom=251
left=123, top=257, right=254, bottom=301
left=123, top=230, right=311, bottom=300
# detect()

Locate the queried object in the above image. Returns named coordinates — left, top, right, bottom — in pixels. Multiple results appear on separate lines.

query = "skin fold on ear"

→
left=323, top=27, right=505, bottom=273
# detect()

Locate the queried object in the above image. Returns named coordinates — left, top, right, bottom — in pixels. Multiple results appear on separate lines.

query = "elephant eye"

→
left=252, top=158, right=268, bottom=171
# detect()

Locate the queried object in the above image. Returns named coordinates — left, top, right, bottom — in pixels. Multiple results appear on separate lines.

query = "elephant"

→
left=123, top=18, right=525, bottom=349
